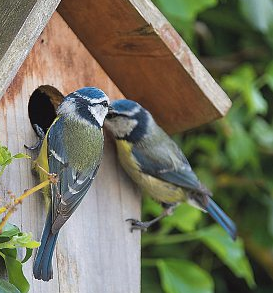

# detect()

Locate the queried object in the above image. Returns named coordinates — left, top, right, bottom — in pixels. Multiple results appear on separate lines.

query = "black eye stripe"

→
left=106, top=113, right=131, bottom=119
left=106, top=113, right=118, bottom=119
left=91, top=101, right=108, bottom=107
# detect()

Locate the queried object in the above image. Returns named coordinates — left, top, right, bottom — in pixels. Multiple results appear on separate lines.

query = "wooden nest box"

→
left=0, top=1, right=231, bottom=292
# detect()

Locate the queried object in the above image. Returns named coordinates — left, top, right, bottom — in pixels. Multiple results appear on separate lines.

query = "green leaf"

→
left=157, top=259, right=214, bottom=293
left=0, top=279, right=20, bottom=293
left=0, top=145, right=13, bottom=176
left=222, top=65, right=267, bottom=115
left=142, top=267, right=164, bottom=293
left=199, top=225, right=255, bottom=288
left=152, top=0, right=217, bottom=45
left=1, top=248, right=17, bottom=259
left=21, top=248, right=33, bottom=264
left=226, top=123, right=257, bottom=170
left=221, top=64, right=256, bottom=93
left=1, top=254, right=30, bottom=293
left=162, top=204, right=202, bottom=232
left=0, top=145, right=12, bottom=166
left=247, top=85, right=268, bottom=115
left=0, top=144, right=30, bottom=176
left=265, top=61, right=273, bottom=91
left=240, top=0, right=273, bottom=46
left=12, top=153, right=31, bottom=159
left=153, top=0, right=218, bottom=21
left=239, top=0, right=273, bottom=33
left=0, top=223, right=20, bottom=239
left=251, top=118, right=273, bottom=149
left=0, top=233, right=40, bottom=249
left=142, top=197, right=163, bottom=218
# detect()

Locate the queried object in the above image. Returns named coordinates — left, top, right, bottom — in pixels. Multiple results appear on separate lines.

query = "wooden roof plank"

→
left=58, top=0, right=231, bottom=133
left=0, top=0, right=61, bottom=100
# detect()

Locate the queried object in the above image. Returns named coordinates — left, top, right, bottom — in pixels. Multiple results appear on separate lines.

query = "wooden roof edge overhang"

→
left=58, top=0, right=232, bottom=133
left=0, top=0, right=232, bottom=134
left=0, top=0, right=61, bottom=100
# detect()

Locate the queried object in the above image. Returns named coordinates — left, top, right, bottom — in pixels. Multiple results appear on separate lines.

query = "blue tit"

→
left=105, top=99, right=237, bottom=240
left=32, top=87, right=110, bottom=281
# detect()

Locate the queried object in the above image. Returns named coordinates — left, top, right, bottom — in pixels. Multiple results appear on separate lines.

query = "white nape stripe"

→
left=50, top=150, right=65, bottom=164
left=118, top=105, right=141, bottom=116
left=57, top=99, right=76, bottom=116
left=73, top=91, right=109, bottom=104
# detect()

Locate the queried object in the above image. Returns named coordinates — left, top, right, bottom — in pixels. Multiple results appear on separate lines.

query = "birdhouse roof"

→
left=0, top=0, right=231, bottom=133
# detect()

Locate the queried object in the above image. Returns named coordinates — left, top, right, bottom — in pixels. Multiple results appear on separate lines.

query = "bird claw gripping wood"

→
left=126, top=205, right=176, bottom=232
left=126, top=218, right=150, bottom=232
left=24, top=124, right=45, bottom=151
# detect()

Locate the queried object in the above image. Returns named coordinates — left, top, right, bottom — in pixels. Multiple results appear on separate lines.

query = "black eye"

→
left=106, top=112, right=118, bottom=119
left=101, top=101, right=108, bottom=107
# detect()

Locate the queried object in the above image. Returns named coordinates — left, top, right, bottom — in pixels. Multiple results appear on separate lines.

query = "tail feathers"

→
left=206, top=197, right=237, bottom=241
left=33, top=211, right=59, bottom=281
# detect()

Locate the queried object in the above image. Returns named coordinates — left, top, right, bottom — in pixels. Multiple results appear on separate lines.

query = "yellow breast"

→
left=116, top=140, right=186, bottom=204
left=32, top=117, right=60, bottom=209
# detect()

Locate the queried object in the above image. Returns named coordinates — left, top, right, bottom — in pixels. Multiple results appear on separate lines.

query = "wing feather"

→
left=47, top=117, right=100, bottom=234
left=132, top=130, right=203, bottom=192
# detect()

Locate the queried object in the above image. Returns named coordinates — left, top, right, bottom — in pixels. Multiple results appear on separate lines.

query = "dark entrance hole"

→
left=28, top=85, right=64, bottom=134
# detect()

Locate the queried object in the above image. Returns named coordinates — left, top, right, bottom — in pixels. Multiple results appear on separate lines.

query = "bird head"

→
left=57, top=87, right=110, bottom=127
left=105, top=99, right=151, bottom=142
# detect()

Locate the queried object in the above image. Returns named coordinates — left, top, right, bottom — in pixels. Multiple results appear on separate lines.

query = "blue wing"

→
left=132, top=134, right=236, bottom=240
left=47, top=117, right=99, bottom=234
left=132, top=140, right=204, bottom=193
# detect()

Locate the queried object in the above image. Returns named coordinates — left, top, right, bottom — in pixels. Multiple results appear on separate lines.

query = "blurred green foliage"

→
left=142, top=0, right=273, bottom=292
left=0, top=144, right=39, bottom=293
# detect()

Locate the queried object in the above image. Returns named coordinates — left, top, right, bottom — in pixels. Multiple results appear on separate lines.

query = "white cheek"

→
left=105, top=117, right=137, bottom=137
left=89, top=105, right=108, bottom=126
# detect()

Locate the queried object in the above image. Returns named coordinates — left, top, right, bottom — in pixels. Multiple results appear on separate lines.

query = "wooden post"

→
left=0, top=13, right=141, bottom=293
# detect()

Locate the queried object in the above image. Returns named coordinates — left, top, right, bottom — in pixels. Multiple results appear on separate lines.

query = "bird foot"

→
left=126, top=218, right=151, bottom=232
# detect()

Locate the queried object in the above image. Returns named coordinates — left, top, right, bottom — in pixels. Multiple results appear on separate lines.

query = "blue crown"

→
left=111, top=99, right=140, bottom=112
left=73, top=87, right=106, bottom=100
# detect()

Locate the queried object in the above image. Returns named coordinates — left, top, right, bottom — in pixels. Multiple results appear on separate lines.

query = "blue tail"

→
left=33, top=210, right=59, bottom=281
left=206, top=197, right=237, bottom=240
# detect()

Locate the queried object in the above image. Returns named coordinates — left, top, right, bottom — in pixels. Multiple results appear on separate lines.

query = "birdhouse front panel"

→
left=0, top=12, right=140, bottom=293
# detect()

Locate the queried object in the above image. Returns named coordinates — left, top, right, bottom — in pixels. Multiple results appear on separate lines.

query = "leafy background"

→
left=142, top=0, right=273, bottom=292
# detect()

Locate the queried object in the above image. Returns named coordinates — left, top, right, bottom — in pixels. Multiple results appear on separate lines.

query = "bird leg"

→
left=24, top=124, right=45, bottom=150
left=126, top=203, right=176, bottom=232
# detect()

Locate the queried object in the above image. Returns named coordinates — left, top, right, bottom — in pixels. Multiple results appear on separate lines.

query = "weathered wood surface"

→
left=58, top=0, right=231, bottom=133
left=0, top=13, right=140, bottom=293
left=0, top=0, right=61, bottom=100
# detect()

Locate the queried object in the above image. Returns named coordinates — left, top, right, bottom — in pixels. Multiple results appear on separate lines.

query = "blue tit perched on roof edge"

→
left=32, top=87, right=110, bottom=281
left=104, top=99, right=237, bottom=240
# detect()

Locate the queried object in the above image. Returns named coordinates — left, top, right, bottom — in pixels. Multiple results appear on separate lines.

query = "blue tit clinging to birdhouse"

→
left=104, top=99, right=237, bottom=240
left=33, top=87, right=110, bottom=281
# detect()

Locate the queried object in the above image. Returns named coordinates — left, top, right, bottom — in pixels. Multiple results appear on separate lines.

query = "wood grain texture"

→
left=58, top=0, right=231, bottom=133
left=0, top=12, right=140, bottom=293
left=0, top=0, right=61, bottom=100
